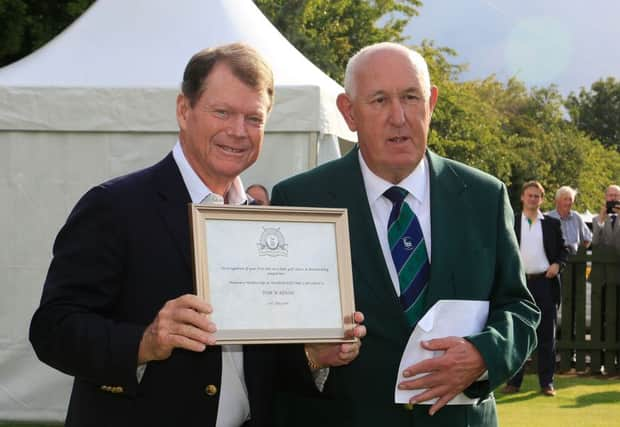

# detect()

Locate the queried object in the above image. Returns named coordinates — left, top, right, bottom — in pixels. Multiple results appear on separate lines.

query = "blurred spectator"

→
left=592, top=185, right=620, bottom=251
left=503, top=181, right=567, bottom=397
left=546, top=186, right=592, bottom=255
left=246, top=184, right=270, bottom=205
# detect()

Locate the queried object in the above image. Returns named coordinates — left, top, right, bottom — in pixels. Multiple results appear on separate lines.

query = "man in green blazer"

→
left=271, top=42, right=540, bottom=426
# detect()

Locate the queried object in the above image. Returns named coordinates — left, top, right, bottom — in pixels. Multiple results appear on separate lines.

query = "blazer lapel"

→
left=541, top=215, right=550, bottom=255
left=325, top=148, right=404, bottom=314
left=541, top=215, right=559, bottom=262
left=329, top=149, right=472, bottom=329
left=150, top=153, right=193, bottom=270
left=425, top=150, right=469, bottom=306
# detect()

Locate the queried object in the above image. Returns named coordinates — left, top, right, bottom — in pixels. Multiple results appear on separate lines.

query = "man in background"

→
left=546, top=186, right=591, bottom=255
left=504, top=181, right=568, bottom=397
left=592, top=184, right=620, bottom=251
left=246, top=183, right=270, bottom=205
left=272, top=42, right=539, bottom=427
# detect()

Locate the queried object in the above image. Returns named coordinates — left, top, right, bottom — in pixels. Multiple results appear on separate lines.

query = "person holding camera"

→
left=592, top=184, right=620, bottom=252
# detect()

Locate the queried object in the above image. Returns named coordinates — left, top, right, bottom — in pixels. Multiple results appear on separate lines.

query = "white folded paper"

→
left=394, top=299, right=489, bottom=405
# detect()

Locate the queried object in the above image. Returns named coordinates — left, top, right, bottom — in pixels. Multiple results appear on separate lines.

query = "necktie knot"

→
left=385, top=187, right=409, bottom=227
left=384, top=186, right=408, bottom=205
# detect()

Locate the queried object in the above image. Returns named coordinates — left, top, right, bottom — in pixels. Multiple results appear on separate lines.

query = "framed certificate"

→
left=189, top=204, right=356, bottom=344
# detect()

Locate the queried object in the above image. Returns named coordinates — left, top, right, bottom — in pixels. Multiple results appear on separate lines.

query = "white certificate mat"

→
left=189, top=205, right=356, bottom=344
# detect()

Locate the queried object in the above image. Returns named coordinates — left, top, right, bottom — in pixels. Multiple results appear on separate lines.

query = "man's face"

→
left=176, top=62, right=269, bottom=192
left=605, top=186, right=620, bottom=202
left=337, top=48, right=438, bottom=184
left=247, top=186, right=269, bottom=205
left=556, top=194, right=573, bottom=216
left=521, top=187, right=544, bottom=211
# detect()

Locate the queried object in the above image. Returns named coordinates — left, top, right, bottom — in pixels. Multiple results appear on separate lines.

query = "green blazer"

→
left=271, top=147, right=540, bottom=427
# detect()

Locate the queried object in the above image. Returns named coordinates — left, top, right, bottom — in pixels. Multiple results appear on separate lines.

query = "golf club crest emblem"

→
left=402, top=236, right=414, bottom=251
left=257, top=227, right=288, bottom=257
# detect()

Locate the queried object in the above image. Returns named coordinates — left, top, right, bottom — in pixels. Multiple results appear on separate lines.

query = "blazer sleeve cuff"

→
left=463, top=379, right=491, bottom=400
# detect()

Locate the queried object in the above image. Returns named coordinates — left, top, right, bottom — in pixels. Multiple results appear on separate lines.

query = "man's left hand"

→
left=546, top=263, right=560, bottom=279
left=305, top=311, right=366, bottom=368
left=398, top=337, right=486, bottom=416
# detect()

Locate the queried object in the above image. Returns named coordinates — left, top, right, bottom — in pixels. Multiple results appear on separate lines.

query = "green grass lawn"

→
left=1, top=374, right=619, bottom=427
left=497, top=373, right=620, bottom=427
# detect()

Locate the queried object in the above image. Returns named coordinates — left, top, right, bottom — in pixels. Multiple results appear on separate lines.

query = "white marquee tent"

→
left=0, top=0, right=355, bottom=422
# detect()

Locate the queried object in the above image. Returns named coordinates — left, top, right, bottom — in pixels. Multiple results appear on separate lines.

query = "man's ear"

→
left=176, top=94, right=189, bottom=131
left=428, top=85, right=439, bottom=114
left=336, top=93, right=357, bottom=132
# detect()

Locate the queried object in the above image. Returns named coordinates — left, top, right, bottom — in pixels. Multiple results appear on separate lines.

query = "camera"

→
left=606, top=200, right=620, bottom=214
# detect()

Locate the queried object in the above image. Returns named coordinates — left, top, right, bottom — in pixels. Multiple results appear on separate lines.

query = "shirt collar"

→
left=172, top=141, right=247, bottom=204
left=550, top=208, right=575, bottom=220
left=522, top=210, right=544, bottom=223
left=358, top=149, right=427, bottom=205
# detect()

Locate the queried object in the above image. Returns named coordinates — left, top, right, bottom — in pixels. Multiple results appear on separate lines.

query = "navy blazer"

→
left=514, top=213, right=568, bottom=305
left=30, top=153, right=275, bottom=427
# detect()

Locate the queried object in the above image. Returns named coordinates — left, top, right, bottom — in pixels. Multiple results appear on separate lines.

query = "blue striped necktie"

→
left=384, top=186, right=430, bottom=327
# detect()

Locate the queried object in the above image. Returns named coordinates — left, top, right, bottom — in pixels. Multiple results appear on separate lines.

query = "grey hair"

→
left=606, top=184, right=620, bottom=195
left=555, top=186, right=577, bottom=201
left=343, top=42, right=431, bottom=99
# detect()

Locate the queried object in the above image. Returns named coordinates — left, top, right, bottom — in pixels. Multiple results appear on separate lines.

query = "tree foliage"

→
left=0, top=0, right=95, bottom=67
left=420, top=41, right=620, bottom=211
left=254, top=0, right=421, bottom=83
left=566, top=77, right=620, bottom=151
left=3, top=0, right=619, bottom=212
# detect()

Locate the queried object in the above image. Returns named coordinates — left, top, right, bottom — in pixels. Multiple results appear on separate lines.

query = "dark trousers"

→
left=508, top=275, right=557, bottom=388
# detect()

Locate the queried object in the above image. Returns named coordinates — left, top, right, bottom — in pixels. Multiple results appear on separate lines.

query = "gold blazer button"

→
left=205, top=384, right=218, bottom=396
left=100, top=385, right=124, bottom=394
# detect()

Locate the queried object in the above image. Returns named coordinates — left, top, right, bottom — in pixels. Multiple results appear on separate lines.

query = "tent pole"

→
left=307, top=131, right=318, bottom=170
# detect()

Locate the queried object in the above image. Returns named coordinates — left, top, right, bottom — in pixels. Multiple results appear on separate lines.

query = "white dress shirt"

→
left=358, top=151, right=432, bottom=295
left=519, top=212, right=550, bottom=274
left=173, top=141, right=250, bottom=427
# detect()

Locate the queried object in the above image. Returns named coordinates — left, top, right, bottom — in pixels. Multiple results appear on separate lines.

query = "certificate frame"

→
left=189, top=204, right=356, bottom=345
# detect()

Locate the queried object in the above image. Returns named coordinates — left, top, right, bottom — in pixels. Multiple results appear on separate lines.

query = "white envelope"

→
left=394, top=299, right=489, bottom=405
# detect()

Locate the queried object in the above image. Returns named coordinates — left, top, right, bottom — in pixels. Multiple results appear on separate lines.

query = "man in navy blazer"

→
left=504, top=181, right=568, bottom=396
left=29, top=43, right=363, bottom=427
